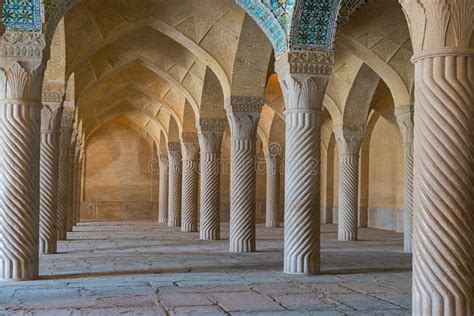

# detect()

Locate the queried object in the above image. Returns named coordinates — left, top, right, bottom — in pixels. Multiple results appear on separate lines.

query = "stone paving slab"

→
left=0, top=222, right=412, bottom=315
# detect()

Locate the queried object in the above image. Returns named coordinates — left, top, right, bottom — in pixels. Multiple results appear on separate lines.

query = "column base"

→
left=168, top=219, right=180, bottom=227
left=39, top=240, right=57, bottom=254
left=158, top=217, right=168, bottom=224
left=266, top=221, right=279, bottom=228
left=230, top=240, right=255, bottom=253
left=284, top=258, right=320, bottom=275
left=338, top=230, right=357, bottom=241
left=181, top=223, right=197, bottom=232
left=1, top=261, right=39, bottom=281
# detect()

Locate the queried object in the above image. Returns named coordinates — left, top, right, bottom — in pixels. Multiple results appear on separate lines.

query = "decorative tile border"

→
left=3, top=0, right=42, bottom=32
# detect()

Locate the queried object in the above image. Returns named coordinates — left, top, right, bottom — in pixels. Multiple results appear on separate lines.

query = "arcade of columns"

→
left=0, top=0, right=472, bottom=315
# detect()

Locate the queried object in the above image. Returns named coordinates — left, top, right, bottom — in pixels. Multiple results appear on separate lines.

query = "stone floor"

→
left=0, top=222, right=412, bottom=315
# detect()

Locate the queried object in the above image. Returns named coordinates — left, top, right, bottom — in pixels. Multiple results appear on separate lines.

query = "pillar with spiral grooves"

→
left=227, top=97, right=263, bottom=252
left=167, top=142, right=182, bottom=227
left=264, top=144, right=282, bottom=227
left=395, top=105, right=414, bottom=253
left=401, top=1, right=473, bottom=313
left=276, top=50, right=333, bottom=274
left=57, top=112, right=74, bottom=240
left=0, top=57, right=45, bottom=280
left=199, top=119, right=225, bottom=240
left=39, top=104, right=63, bottom=254
left=334, top=127, right=365, bottom=241
left=180, top=133, right=199, bottom=232
left=158, top=151, right=169, bottom=224
left=66, top=135, right=77, bottom=232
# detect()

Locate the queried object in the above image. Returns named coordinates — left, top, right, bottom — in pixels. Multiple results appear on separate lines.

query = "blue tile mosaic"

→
left=2, top=0, right=42, bottom=31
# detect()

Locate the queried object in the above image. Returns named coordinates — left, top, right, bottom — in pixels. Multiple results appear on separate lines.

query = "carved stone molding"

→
left=334, top=126, right=366, bottom=155
left=167, top=142, right=182, bottom=154
left=199, top=118, right=226, bottom=132
left=0, top=31, right=46, bottom=59
left=42, top=92, right=64, bottom=103
left=180, top=133, right=200, bottom=161
left=276, top=49, right=335, bottom=78
left=41, top=103, right=63, bottom=134
left=280, top=75, right=328, bottom=112
left=229, top=96, right=264, bottom=113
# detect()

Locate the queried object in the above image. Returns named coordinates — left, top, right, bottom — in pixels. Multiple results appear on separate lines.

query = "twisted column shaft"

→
left=0, top=61, right=43, bottom=280
left=39, top=131, right=60, bottom=254
left=66, top=137, right=77, bottom=232
left=264, top=145, right=282, bottom=227
left=227, top=100, right=262, bottom=253
left=199, top=119, right=225, bottom=240
left=38, top=105, right=62, bottom=254
left=396, top=106, right=414, bottom=253
left=56, top=113, right=73, bottom=240
left=158, top=152, right=169, bottom=224
left=412, top=54, right=473, bottom=316
left=400, top=2, right=474, bottom=314
left=168, top=142, right=182, bottom=227
left=277, top=50, right=333, bottom=274
left=334, top=127, right=365, bottom=241
left=181, top=134, right=199, bottom=232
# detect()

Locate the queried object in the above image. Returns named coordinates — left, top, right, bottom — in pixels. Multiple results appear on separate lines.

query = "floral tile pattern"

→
left=2, top=0, right=42, bottom=31
left=262, top=0, right=296, bottom=35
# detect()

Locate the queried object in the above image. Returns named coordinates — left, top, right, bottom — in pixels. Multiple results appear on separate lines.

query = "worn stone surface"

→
left=0, top=222, right=412, bottom=314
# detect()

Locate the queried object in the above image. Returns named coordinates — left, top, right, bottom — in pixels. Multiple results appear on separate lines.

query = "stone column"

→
left=0, top=32, right=46, bottom=280
left=66, top=134, right=77, bottom=232
left=158, top=151, right=169, bottom=224
left=400, top=1, right=473, bottom=314
left=227, top=97, right=263, bottom=253
left=264, top=144, right=282, bottom=227
left=395, top=105, right=414, bottom=253
left=56, top=112, right=74, bottom=240
left=38, top=102, right=63, bottom=254
left=180, top=133, right=199, bottom=232
left=71, top=141, right=81, bottom=227
left=199, top=118, right=225, bottom=240
left=167, top=142, right=182, bottom=227
left=276, top=50, right=333, bottom=274
left=334, top=126, right=365, bottom=241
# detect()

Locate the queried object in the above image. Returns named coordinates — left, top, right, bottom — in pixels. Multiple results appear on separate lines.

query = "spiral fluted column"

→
left=56, top=112, right=74, bottom=240
left=334, top=127, right=365, bottom=241
left=158, top=151, right=169, bottom=224
left=0, top=36, right=46, bottom=280
left=66, top=135, right=77, bottom=232
left=264, top=144, right=282, bottom=227
left=39, top=104, right=63, bottom=254
left=199, top=119, right=225, bottom=240
left=276, top=50, right=333, bottom=274
left=180, top=133, right=199, bottom=232
left=395, top=105, right=414, bottom=253
left=227, top=97, right=263, bottom=253
left=168, top=142, right=182, bottom=227
left=401, top=1, right=473, bottom=314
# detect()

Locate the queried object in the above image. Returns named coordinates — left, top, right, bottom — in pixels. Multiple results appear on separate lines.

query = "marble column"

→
left=334, top=126, right=365, bottom=241
left=0, top=32, right=46, bottom=280
left=199, top=118, right=225, bottom=240
left=167, top=142, right=182, bottom=227
left=395, top=105, right=414, bottom=253
left=401, top=0, right=473, bottom=314
left=38, top=102, right=63, bottom=254
left=180, top=133, right=199, bottom=232
left=227, top=97, right=263, bottom=253
left=56, top=112, right=74, bottom=240
left=66, top=134, right=77, bottom=232
left=276, top=50, right=332, bottom=274
left=158, top=151, right=169, bottom=224
left=264, top=144, right=282, bottom=227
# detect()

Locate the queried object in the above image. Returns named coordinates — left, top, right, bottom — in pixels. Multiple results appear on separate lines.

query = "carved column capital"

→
left=395, top=104, right=414, bottom=145
left=400, top=0, right=474, bottom=59
left=275, top=49, right=335, bottom=78
left=264, top=143, right=283, bottom=170
left=41, top=103, right=63, bottom=134
left=168, top=142, right=182, bottom=166
left=334, top=126, right=366, bottom=155
left=180, top=133, right=200, bottom=161
left=199, top=118, right=225, bottom=153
